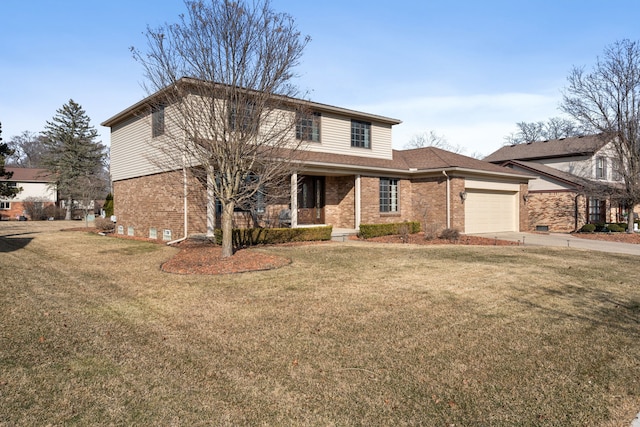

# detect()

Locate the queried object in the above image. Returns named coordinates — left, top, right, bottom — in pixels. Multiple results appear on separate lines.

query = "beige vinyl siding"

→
left=110, top=113, right=184, bottom=182
left=303, top=112, right=393, bottom=160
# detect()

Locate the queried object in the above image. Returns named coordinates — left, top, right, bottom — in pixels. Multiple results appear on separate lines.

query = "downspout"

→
left=355, top=174, right=361, bottom=229
left=574, top=193, right=581, bottom=232
left=168, top=157, right=189, bottom=245
left=442, top=170, right=451, bottom=229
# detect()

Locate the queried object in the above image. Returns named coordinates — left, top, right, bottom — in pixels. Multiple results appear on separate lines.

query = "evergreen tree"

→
left=42, top=100, right=107, bottom=220
left=0, top=122, right=20, bottom=198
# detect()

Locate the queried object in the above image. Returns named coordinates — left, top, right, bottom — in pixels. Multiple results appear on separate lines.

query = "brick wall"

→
left=325, top=176, right=355, bottom=228
left=114, top=171, right=207, bottom=240
left=527, top=191, right=580, bottom=232
left=410, top=176, right=447, bottom=230
left=360, top=176, right=412, bottom=224
left=0, top=201, right=57, bottom=220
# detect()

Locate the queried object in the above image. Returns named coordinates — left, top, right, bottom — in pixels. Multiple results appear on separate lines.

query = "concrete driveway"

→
left=471, top=232, right=640, bottom=256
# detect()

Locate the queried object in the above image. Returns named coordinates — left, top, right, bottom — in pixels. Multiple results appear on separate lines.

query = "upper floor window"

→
left=296, top=112, right=320, bottom=142
left=151, top=104, right=165, bottom=138
left=229, top=101, right=256, bottom=133
left=612, top=158, right=623, bottom=181
left=595, top=156, right=607, bottom=179
left=380, top=178, right=398, bottom=213
left=351, top=120, right=371, bottom=149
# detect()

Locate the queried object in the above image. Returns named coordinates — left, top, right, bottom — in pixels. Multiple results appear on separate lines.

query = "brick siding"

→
left=527, top=191, right=580, bottom=232
left=114, top=171, right=530, bottom=237
left=325, top=176, right=355, bottom=228
left=114, top=172, right=207, bottom=240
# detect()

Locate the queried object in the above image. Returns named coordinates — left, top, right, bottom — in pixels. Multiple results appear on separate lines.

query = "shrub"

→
left=607, top=223, right=625, bottom=232
left=359, top=222, right=421, bottom=239
left=423, top=223, right=442, bottom=241
left=594, top=222, right=608, bottom=232
left=104, top=193, right=114, bottom=217
left=214, top=226, right=332, bottom=246
left=580, top=224, right=596, bottom=233
left=94, top=217, right=115, bottom=232
left=439, top=228, right=460, bottom=241
left=22, top=197, right=48, bottom=220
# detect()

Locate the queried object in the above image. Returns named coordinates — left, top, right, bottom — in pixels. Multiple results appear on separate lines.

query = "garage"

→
left=464, top=189, right=518, bottom=234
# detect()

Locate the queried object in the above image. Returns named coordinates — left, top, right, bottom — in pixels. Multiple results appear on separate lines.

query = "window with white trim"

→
left=351, top=120, right=371, bottom=149
left=595, top=157, right=607, bottom=179
left=152, top=104, right=165, bottom=138
left=380, top=178, right=398, bottom=212
left=0, top=201, right=10, bottom=210
left=296, top=112, right=320, bottom=142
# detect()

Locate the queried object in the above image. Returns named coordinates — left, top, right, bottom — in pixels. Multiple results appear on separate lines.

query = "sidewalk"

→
left=470, top=232, right=640, bottom=256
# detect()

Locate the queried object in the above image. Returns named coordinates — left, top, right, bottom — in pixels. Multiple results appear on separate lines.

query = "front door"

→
left=297, top=176, right=325, bottom=224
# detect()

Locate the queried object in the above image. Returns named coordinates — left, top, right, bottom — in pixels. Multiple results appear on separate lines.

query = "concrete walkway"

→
left=470, top=231, right=640, bottom=256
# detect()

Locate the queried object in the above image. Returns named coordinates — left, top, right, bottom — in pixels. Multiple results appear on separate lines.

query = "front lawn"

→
left=1, top=221, right=639, bottom=425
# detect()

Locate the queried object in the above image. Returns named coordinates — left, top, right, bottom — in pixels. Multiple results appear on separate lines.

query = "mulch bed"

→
left=362, top=232, right=520, bottom=246
left=161, top=239, right=292, bottom=275
left=571, top=232, right=640, bottom=244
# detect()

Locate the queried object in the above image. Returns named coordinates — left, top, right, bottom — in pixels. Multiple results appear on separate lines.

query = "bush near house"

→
left=94, top=217, right=116, bottom=232
left=214, top=226, right=332, bottom=246
left=580, top=224, right=596, bottom=233
left=580, top=223, right=631, bottom=233
left=359, top=222, right=421, bottom=239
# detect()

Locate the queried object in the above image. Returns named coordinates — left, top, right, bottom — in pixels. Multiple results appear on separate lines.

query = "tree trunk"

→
left=65, top=197, right=72, bottom=220
left=221, top=201, right=235, bottom=258
left=628, top=203, right=636, bottom=233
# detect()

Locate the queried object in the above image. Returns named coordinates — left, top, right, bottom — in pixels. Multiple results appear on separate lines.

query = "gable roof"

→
left=298, top=146, right=533, bottom=180
left=0, top=167, right=53, bottom=183
left=101, top=77, right=402, bottom=128
left=484, top=134, right=608, bottom=163
left=502, top=160, right=591, bottom=189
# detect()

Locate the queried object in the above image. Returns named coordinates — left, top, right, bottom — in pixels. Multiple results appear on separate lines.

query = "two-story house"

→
left=102, top=79, right=532, bottom=241
left=0, top=167, right=57, bottom=220
left=485, top=134, right=628, bottom=232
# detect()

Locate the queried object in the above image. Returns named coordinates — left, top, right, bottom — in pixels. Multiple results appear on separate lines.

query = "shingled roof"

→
left=0, top=167, right=53, bottom=182
left=298, top=146, right=531, bottom=179
left=394, top=146, right=523, bottom=175
left=484, top=134, right=608, bottom=163
left=502, top=160, right=591, bottom=189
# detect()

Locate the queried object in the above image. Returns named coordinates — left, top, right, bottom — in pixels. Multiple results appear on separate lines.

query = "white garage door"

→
left=464, top=189, right=517, bottom=234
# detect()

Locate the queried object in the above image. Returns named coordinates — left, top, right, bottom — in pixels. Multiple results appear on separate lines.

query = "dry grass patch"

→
left=1, top=221, right=639, bottom=425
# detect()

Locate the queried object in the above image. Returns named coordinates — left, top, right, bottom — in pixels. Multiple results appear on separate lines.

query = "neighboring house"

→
left=102, top=82, right=532, bottom=241
left=485, top=134, right=629, bottom=232
left=0, top=167, right=57, bottom=220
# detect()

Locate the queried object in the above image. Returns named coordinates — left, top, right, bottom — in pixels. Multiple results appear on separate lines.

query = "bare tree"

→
left=404, top=130, right=464, bottom=153
left=562, top=39, right=640, bottom=232
left=132, top=0, right=309, bottom=257
left=504, top=117, right=582, bottom=145
left=6, top=131, right=49, bottom=167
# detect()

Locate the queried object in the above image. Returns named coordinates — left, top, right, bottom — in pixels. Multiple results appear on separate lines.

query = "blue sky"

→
left=2, top=1, right=640, bottom=157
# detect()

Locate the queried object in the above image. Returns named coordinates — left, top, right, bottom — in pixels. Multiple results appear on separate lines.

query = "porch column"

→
left=206, top=169, right=215, bottom=237
left=355, top=174, right=361, bottom=229
left=290, top=173, right=298, bottom=228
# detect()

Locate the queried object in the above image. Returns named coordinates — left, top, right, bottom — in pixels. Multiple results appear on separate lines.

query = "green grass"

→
left=0, top=221, right=639, bottom=426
